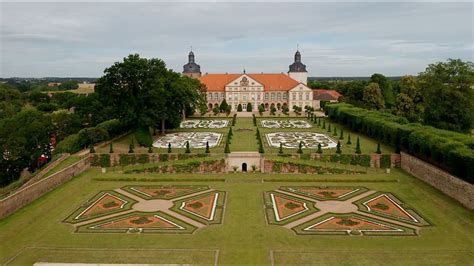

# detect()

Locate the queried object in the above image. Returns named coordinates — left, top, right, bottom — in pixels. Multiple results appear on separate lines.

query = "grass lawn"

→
left=1, top=168, right=472, bottom=265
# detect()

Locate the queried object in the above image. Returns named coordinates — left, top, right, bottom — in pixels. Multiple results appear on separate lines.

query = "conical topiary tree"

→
left=322, top=121, right=326, bottom=129
left=224, top=141, right=230, bottom=153
left=355, top=137, right=361, bottom=154
left=347, top=134, right=352, bottom=145
left=168, top=143, right=172, bottom=153
left=336, top=141, right=342, bottom=154
left=279, top=143, right=283, bottom=154
left=339, top=129, right=344, bottom=140
left=89, top=144, right=96, bottom=153
left=317, top=143, right=322, bottom=154
left=205, top=141, right=210, bottom=153
left=333, top=127, right=338, bottom=136
left=376, top=142, right=382, bottom=154
left=109, top=143, right=114, bottom=153
left=128, top=143, right=134, bottom=153
left=328, top=124, right=331, bottom=132
left=297, top=141, right=303, bottom=154
left=318, top=118, right=321, bottom=127
left=185, top=141, right=191, bottom=153
left=148, top=144, right=153, bottom=153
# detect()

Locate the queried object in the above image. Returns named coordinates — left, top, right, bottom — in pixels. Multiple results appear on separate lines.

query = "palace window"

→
left=214, top=93, right=218, bottom=100
left=265, top=93, right=269, bottom=100
left=305, top=93, right=310, bottom=100
left=257, top=94, right=261, bottom=100
left=271, top=93, right=275, bottom=100
left=283, top=93, right=287, bottom=100
left=277, top=93, right=281, bottom=100
left=292, top=93, right=296, bottom=100
left=298, top=92, right=302, bottom=100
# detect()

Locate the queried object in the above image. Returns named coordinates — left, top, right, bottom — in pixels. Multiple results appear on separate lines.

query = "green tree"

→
left=128, top=142, right=134, bottom=153
left=316, top=143, right=322, bottom=154
left=95, top=54, right=206, bottom=134
left=58, top=80, right=79, bottom=90
left=376, top=142, right=382, bottom=154
left=336, top=141, right=342, bottom=154
left=237, top=104, right=243, bottom=112
left=205, top=141, right=210, bottom=153
left=258, top=104, right=265, bottom=116
left=148, top=144, right=153, bottom=153
left=347, top=134, right=352, bottom=145
left=339, top=129, right=344, bottom=140
left=109, top=143, right=114, bottom=153
left=212, top=106, right=219, bottom=115
left=225, top=105, right=231, bottom=116
left=185, top=141, right=191, bottom=153
left=363, top=82, right=385, bottom=110
left=270, top=105, right=277, bottom=115
left=89, top=144, right=95, bottom=153
left=297, top=141, right=303, bottom=154
left=394, top=75, right=424, bottom=122
left=355, top=137, right=361, bottom=154
left=168, top=143, right=172, bottom=153
left=419, top=59, right=474, bottom=132
left=370, top=73, right=395, bottom=108
left=219, top=99, right=229, bottom=113
left=246, top=103, right=252, bottom=112
left=279, top=143, right=283, bottom=154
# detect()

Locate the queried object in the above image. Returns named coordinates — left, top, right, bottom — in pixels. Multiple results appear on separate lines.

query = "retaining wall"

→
left=400, top=152, right=474, bottom=210
left=0, top=157, right=90, bottom=220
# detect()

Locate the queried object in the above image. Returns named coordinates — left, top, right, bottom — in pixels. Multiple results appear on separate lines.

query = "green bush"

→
left=96, top=119, right=124, bottom=137
left=380, top=154, right=391, bottom=168
left=54, top=133, right=82, bottom=154
left=134, top=127, right=152, bottom=147
left=325, top=103, right=474, bottom=182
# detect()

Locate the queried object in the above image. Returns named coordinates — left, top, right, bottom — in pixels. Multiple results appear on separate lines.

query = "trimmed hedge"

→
left=325, top=103, right=474, bottom=182
left=133, top=127, right=152, bottom=147
left=54, top=119, right=127, bottom=155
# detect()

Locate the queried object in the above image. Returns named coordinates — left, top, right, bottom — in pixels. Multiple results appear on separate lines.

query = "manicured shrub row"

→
left=323, top=154, right=371, bottom=167
left=133, top=127, right=152, bottom=147
left=267, top=160, right=366, bottom=174
left=92, top=177, right=226, bottom=182
left=232, top=114, right=237, bottom=126
left=124, top=159, right=226, bottom=174
left=119, top=154, right=150, bottom=166
left=54, top=119, right=126, bottom=155
left=90, top=154, right=111, bottom=167
left=325, top=103, right=474, bottom=182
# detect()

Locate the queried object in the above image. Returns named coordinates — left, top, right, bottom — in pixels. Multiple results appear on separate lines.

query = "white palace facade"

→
left=183, top=50, right=313, bottom=111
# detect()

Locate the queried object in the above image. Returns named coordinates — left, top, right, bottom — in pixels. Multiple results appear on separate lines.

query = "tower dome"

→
left=183, top=50, right=201, bottom=78
left=288, top=50, right=308, bottom=85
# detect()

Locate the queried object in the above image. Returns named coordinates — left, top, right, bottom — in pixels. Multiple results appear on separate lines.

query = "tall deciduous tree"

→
left=363, top=82, right=385, bottom=110
left=95, top=54, right=206, bottom=134
left=419, top=59, right=474, bottom=132
left=370, top=73, right=395, bottom=108
left=394, top=75, right=424, bottom=123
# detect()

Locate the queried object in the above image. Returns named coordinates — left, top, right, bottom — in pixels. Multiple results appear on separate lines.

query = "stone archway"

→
left=242, top=163, right=247, bottom=172
left=208, top=103, right=213, bottom=110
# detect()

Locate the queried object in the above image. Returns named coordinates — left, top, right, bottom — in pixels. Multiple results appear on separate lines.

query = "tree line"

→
left=0, top=54, right=206, bottom=187
left=308, top=59, right=474, bottom=133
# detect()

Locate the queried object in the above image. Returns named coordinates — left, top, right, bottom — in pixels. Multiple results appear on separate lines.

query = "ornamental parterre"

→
left=64, top=185, right=226, bottom=234
left=264, top=186, right=430, bottom=236
left=260, top=120, right=312, bottom=129
left=180, top=120, right=229, bottom=129
left=266, top=132, right=337, bottom=149
left=152, top=132, right=222, bottom=148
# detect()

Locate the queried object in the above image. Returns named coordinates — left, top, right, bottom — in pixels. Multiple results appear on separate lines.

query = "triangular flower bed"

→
left=76, top=211, right=196, bottom=234
left=354, top=192, right=431, bottom=226
left=121, top=185, right=209, bottom=200
left=293, top=213, right=416, bottom=236
left=280, top=186, right=367, bottom=201
left=64, top=191, right=136, bottom=224
left=264, top=191, right=318, bottom=225
left=172, top=191, right=226, bottom=225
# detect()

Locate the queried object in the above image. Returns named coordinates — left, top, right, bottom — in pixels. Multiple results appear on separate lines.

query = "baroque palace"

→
left=183, top=50, right=313, bottom=111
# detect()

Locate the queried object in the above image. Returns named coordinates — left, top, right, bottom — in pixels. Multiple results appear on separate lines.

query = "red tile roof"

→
left=199, top=73, right=301, bottom=92
left=313, top=89, right=342, bottom=101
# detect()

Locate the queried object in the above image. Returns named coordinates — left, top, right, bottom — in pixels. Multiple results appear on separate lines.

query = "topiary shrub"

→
left=134, top=127, right=152, bottom=147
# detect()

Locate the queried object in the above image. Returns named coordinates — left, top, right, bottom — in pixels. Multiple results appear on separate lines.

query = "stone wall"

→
left=400, top=152, right=474, bottom=210
left=0, top=157, right=90, bottom=220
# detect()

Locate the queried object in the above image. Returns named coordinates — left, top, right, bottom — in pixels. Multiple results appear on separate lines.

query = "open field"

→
left=1, top=168, right=472, bottom=265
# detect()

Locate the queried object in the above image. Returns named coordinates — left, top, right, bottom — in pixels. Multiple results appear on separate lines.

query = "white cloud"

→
left=0, top=2, right=472, bottom=77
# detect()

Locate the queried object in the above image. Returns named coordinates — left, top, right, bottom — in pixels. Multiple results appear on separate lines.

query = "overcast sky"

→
left=1, top=2, right=473, bottom=77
